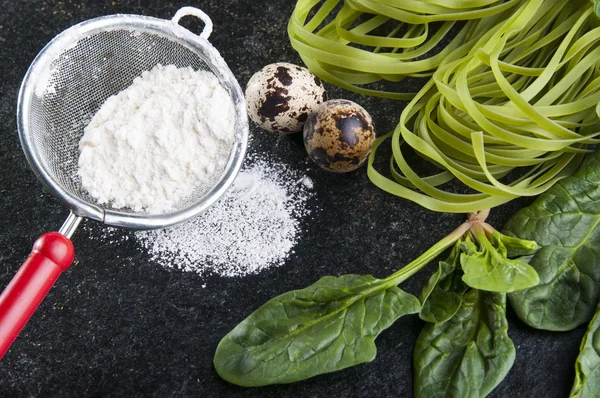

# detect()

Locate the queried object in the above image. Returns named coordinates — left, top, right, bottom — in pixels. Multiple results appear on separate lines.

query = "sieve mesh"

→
left=30, top=27, right=237, bottom=217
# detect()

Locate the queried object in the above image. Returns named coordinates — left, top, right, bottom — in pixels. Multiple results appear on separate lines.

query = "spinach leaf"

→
left=504, top=151, right=600, bottom=331
left=420, top=243, right=464, bottom=324
left=414, top=288, right=515, bottom=398
left=498, top=232, right=540, bottom=258
left=460, top=232, right=540, bottom=293
left=571, top=302, right=600, bottom=398
left=213, top=274, right=420, bottom=386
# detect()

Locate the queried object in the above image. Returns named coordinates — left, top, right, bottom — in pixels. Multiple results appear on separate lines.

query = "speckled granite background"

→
left=0, top=1, right=587, bottom=396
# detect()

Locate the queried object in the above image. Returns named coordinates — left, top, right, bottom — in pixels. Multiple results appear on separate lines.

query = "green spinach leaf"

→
left=214, top=274, right=420, bottom=386
left=497, top=232, right=540, bottom=258
left=460, top=232, right=540, bottom=293
left=414, top=288, right=515, bottom=398
left=571, top=302, right=600, bottom=398
left=420, top=243, right=464, bottom=324
left=504, top=151, right=600, bottom=331
left=214, top=210, right=540, bottom=388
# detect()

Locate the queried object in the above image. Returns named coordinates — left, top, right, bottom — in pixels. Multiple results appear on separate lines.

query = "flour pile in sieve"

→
left=78, top=64, right=235, bottom=213
left=135, top=155, right=314, bottom=277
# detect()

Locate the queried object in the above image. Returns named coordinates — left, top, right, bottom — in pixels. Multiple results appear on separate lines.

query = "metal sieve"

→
left=0, top=7, right=248, bottom=358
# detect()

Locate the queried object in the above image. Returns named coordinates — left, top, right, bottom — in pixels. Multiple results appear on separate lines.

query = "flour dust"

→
left=134, top=154, right=314, bottom=277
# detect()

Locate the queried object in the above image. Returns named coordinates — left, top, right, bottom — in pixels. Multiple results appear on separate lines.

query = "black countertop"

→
left=0, top=1, right=587, bottom=396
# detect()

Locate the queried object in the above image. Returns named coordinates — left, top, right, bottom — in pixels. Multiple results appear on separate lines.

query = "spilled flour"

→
left=134, top=156, right=313, bottom=277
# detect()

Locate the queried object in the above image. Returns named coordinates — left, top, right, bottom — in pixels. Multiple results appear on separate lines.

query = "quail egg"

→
left=245, top=62, right=327, bottom=133
left=303, top=99, right=376, bottom=173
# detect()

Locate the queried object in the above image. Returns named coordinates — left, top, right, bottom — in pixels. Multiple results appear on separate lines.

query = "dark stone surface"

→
left=0, top=1, right=587, bottom=397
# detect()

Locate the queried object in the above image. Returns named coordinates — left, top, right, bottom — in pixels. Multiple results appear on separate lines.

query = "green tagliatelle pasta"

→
left=288, top=0, right=521, bottom=99
left=368, top=0, right=600, bottom=212
left=289, top=0, right=600, bottom=212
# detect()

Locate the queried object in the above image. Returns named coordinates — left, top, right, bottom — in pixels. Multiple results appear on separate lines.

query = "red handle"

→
left=0, top=232, right=74, bottom=359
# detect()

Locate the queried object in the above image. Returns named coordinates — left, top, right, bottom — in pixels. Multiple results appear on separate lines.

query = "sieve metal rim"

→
left=16, top=10, right=249, bottom=230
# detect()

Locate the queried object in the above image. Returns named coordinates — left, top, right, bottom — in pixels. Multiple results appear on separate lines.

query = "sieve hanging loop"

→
left=171, top=6, right=213, bottom=40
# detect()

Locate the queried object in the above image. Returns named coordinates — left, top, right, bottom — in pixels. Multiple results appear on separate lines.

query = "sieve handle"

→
left=172, top=7, right=213, bottom=40
left=0, top=232, right=74, bottom=359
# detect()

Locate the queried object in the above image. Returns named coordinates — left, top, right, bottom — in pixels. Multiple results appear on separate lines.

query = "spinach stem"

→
left=469, top=221, right=492, bottom=250
left=468, top=209, right=490, bottom=223
left=384, top=220, right=471, bottom=286
left=383, top=209, right=493, bottom=287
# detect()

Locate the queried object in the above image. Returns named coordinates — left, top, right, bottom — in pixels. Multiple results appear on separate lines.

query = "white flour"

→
left=78, top=64, right=235, bottom=213
left=134, top=156, right=313, bottom=277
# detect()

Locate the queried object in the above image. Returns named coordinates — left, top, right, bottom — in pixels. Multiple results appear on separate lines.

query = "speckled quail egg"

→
left=303, top=99, right=376, bottom=173
left=245, top=62, right=327, bottom=133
